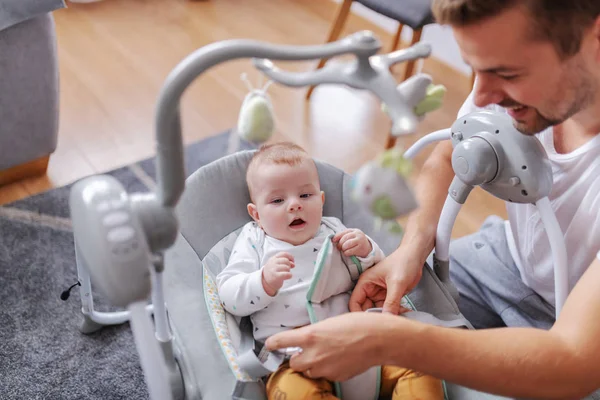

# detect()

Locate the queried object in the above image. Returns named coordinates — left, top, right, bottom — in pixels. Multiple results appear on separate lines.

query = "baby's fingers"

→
left=343, top=245, right=361, bottom=257
left=333, top=229, right=351, bottom=243
left=275, top=270, right=293, bottom=281
left=275, top=256, right=294, bottom=268
left=335, top=232, right=355, bottom=250
left=341, top=237, right=359, bottom=252
left=276, top=252, right=295, bottom=262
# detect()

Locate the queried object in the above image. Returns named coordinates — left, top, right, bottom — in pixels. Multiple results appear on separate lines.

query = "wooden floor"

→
left=0, top=0, right=506, bottom=238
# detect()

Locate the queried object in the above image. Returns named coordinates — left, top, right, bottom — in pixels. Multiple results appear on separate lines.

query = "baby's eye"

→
left=300, top=193, right=312, bottom=199
left=271, top=198, right=283, bottom=204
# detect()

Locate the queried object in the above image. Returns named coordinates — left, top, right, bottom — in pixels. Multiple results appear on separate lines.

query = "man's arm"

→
left=381, top=258, right=600, bottom=399
left=397, top=140, right=456, bottom=266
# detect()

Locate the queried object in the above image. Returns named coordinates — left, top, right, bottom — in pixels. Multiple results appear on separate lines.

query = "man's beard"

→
left=498, top=61, right=596, bottom=136
left=497, top=97, right=579, bottom=136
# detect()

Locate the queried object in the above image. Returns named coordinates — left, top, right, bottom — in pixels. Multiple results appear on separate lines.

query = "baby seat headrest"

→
left=175, top=149, right=402, bottom=260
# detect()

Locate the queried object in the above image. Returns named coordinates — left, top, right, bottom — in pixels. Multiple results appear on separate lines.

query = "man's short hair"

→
left=246, top=142, right=311, bottom=199
left=432, top=0, right=600, bottom=59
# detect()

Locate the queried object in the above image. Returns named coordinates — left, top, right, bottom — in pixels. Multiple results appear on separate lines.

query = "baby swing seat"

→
left=161, top=150, right=511, bottom=400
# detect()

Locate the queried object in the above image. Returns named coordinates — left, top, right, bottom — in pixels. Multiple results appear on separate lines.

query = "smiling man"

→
left=265, top=1, right=600, bottom=399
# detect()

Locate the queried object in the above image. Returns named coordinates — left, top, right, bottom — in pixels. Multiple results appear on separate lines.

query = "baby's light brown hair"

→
left=246, top=142, right=312, bottom=200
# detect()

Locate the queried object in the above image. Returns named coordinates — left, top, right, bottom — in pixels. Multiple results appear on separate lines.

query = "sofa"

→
left=0, top=0, right=65, bottom=185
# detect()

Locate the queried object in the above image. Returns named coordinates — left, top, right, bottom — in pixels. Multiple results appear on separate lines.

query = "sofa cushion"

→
left=0, top=0, right=65, bottom=32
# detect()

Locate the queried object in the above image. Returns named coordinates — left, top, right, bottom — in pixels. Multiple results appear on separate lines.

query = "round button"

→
left=509, top=177, right=521, bottom=186
left=454, top=157, right=469, bottom=175
left=107, top=226, right=135, bottom=243
left=102, top=211, right=130, bottom=227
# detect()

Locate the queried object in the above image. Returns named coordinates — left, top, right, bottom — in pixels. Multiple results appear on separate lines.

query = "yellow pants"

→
left=266, top=360, right=444, bottom=399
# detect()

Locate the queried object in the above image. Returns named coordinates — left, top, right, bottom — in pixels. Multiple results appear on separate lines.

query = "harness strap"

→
left=236, top=316, right=285, bottom=379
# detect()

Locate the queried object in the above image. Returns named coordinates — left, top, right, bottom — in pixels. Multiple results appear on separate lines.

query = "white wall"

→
left=331, top=0, right=472, bottom=76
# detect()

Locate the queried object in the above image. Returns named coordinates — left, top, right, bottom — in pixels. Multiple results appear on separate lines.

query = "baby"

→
left=217, top=142, right=443, bottom=399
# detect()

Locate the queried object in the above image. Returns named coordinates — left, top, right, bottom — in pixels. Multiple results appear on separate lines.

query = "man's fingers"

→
left=348, top=286, right=368, bottom=312
left=398, top=305, right=412, bottom=314
left=288, top=353, right=315, bottom=375
left=265, top=328, right=305, bottom=351
left=381, top=278, right=406, bottom=315
left=361, top=298, right=375, bottom=311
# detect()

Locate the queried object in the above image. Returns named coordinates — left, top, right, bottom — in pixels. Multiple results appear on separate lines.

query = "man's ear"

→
left=594, top=14, right=600, bottom=62
left=247, top=203, right=260, bottom=223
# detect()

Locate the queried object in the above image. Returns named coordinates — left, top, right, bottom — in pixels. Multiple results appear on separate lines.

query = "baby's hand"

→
left=262, top=252, right=295, bottom=297
left=333, top=229, right=373, bottom=259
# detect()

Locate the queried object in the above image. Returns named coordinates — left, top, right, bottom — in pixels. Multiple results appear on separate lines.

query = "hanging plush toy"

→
left=351, top=148, right=416, bottom=234
left=352, top=74, right=447, bottom=234
left=382, top=73, right=446, bottom=123
left=228, top=73, right=276, bottom=154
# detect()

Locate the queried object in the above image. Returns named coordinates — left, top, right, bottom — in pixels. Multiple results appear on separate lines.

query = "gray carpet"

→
left=0, top=131, right=255, bottom=400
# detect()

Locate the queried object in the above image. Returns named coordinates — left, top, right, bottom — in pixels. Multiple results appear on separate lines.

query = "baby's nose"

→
left=288, top=200, right=302, bottom=211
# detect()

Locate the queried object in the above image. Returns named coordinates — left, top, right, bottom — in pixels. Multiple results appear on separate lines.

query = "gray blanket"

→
left=0, top=0, right=65, bottom=31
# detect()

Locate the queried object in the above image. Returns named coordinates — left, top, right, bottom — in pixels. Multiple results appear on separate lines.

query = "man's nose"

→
left=472, top=74, right=505, bottom=108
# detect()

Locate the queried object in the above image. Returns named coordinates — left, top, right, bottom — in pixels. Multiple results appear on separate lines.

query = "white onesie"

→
left=216, top=216, right=384, bottom=342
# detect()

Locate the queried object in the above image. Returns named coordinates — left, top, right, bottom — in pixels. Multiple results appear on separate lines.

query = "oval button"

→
left=107, top=226, right=135, bottom=243
left=102, top=211, right=130, bottom=227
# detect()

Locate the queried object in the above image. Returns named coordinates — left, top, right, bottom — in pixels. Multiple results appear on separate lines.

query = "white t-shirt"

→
left=216, top=217, right=384, bottom=341
left=457, top=91, right=600, bottom=307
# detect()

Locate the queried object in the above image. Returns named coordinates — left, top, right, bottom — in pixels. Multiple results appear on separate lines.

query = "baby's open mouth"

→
left=289, top=218, right=305, bottom=227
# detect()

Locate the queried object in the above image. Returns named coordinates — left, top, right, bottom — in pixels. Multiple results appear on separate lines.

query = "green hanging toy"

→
left=353, top=73, right=447, bottom=235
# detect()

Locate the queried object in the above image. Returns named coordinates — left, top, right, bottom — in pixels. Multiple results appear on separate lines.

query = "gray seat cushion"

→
left=356, top=0, right=435, bottom=29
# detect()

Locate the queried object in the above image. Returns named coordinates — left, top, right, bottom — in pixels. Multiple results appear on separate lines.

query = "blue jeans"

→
left=449, top=215, right=556, bottom=330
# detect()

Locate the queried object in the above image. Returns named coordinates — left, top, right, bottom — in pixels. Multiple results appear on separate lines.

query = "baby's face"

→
left=248, top=159, right=324, bottom=246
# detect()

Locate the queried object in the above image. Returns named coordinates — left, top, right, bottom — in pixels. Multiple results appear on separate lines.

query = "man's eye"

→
left=499, top=74, right=518, bottom=81
left=300, top=193, right=312, bottom=198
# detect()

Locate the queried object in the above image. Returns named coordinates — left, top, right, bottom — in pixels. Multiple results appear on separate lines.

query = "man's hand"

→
left=349, top=248, right=423, bottom=314
left=262, top=252, right=295, bottom=296
left=265, top=312, right=397, bottom=382
left=333, top=228, right=373, bottom=259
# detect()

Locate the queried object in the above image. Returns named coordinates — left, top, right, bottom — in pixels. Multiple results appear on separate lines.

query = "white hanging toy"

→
left=228, top=72, right=276, bottom=153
